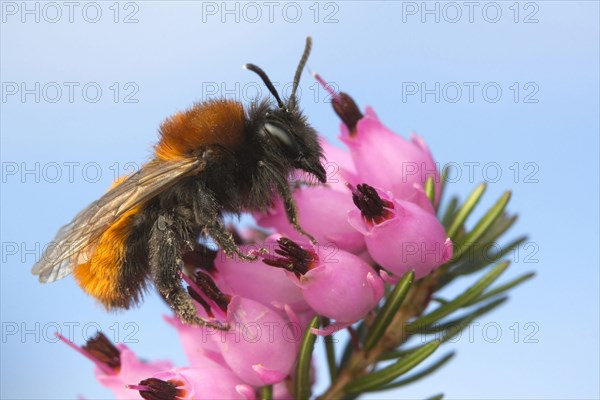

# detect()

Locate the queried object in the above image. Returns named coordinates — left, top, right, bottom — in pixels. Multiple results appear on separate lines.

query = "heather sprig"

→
left=59, top=81, right=532, bottom=400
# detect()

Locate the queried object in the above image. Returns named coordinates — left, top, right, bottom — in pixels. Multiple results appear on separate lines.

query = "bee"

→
left=32, top=37, right=326, bottom=328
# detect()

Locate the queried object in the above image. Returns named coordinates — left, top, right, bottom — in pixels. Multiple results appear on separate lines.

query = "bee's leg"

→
left=278, top=183, right=317, bottom=244
left=204, top=218, right=258, bottom=261
left=149, top=213, right=227, bottom=330
left=194, top=189, right=258, bottom=261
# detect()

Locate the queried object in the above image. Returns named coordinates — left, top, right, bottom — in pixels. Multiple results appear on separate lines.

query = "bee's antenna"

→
left=244, top=63, right=284, bottom=108
left=289, top=36, right=313, bottom=108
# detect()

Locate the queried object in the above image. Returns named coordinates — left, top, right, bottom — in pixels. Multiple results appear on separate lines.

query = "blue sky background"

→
left=1, top=1, right=599, bottom=399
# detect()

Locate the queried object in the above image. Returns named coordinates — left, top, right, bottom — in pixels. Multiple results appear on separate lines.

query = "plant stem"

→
left=261, top=385, right=273, bottom=400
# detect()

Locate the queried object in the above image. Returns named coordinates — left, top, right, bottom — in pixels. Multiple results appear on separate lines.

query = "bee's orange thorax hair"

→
left=155, top=99, right=246, bottom=161
left=73, top=177, right=141, bottom=309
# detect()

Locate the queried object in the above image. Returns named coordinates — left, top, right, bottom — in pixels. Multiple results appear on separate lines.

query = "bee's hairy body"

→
left=34, top=39, right=327, bottom=328
left=76, top=99, right=299, bottom=311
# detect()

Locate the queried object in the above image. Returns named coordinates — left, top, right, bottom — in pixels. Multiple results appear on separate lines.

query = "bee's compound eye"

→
left=262, top=121, right=300, bottom=158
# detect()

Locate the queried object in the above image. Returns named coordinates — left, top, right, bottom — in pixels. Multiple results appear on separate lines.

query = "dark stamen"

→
left=186, top=286, right=214, bottom=318
left=82, top=332, right=121, bottom=372
left=129, top=378, right=186, bottom=400
left=313, top=72, right=364, bottom=136
left=333, top=92, right=364, bottom=136
left=192, top=271, right=231, bottom=314
left=179, top=270, right=229, bottom=322
left=351, top=183, right=394, bottom=225
left=262, top=237, right=317, bottom=276
left=56, top=331, right=120, bottom=375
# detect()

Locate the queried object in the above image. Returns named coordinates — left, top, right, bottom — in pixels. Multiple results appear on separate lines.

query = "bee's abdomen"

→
left=73, top=206, right=141, bottom=309
left=155, top=99, right=246, bottom=161
left=72, top=176, right=150, bottom=310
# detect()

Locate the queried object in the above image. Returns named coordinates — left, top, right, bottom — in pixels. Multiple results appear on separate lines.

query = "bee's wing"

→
left=32, top=157, right=206, bottom=283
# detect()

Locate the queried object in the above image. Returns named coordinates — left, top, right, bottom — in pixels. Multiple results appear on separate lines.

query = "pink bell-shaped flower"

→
left=57, top=331, right=172, bottom=400
left=127, top=363, right=255, bottom=400
left=212, top=242, right=310, bottom=313
left=342, top=108, right=440, bottom=206
left=348, top=183, right=453, bottom=280
left=181, top=271, right=299, bottom=387
left=261, top=237, right=384, bottom=325
left=214, top=296, right=299, bottom=387
left=315, top=74, right=441, bottom=206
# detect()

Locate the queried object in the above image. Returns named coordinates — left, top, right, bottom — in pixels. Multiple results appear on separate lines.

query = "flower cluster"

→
left=61, top=79, right=453, bottom=399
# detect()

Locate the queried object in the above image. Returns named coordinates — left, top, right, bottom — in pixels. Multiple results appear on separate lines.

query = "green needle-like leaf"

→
left=379, top=342, right=433, bottom=361
left=422, top=297, right=508, bottom=334
left=440, top=300, right=508, bottom=345
left=364, top=271, right=414, bottom=351
left=454, top=191, right=512, bottom=260
left=451, top=236, right=527, bottom=277
left=464, top=272, right=535, bottom=307
left=425, top=176, right=436, bottom=207
left=381, top=298, right=503, bottom=361
left=425, top=394, right=445, bottom=400
left=374, top=352, right=455, bottom=391
left=261, top=385, right=273, bottom=400
left=344, top=340, right=441, bottom=394
left=441, top=197, right=459, bottom=229
left=477, top=214, right=518, bottom=248
left=378, top=345, right=422, bottom=361
left=431, top=296, right=450, bottom=305
left=446, top=183, right=487, bottom=239
left=439, top=165, right=451, bottom=201
left=449, top=213, right=517, bottom=267
left=324, top=324, right=337, bottom=381
left=406, top=261, right=510, bottom=331
left=294, top=316, right=320, bottom=400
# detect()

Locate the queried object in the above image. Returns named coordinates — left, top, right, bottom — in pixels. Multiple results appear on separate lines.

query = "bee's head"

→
left=245, top=37, right=326, bottom=184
